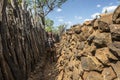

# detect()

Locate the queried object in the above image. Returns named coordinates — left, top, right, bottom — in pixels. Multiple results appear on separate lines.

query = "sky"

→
left=47, top=0, right=120, bottom=29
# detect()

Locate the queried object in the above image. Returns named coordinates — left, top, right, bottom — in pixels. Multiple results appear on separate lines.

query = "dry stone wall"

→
left=0, top=0, right=46, bottom=80
left=56, top=5, right=120, bottom=80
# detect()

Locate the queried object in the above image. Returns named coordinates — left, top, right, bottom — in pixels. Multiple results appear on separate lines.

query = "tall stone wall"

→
left=56, top=5, right=120, bottom=80
left=0, top=0, right=45, bottom=80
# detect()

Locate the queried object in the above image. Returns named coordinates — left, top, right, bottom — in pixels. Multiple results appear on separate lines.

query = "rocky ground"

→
left=55, top=5, right=120, bottom=80
left=42, top=62, right=58, bottom=80
left=28, top=53, right=59, bottom=80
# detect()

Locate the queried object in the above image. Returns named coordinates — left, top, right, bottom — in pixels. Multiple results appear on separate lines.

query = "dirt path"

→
left=28, top=57, right=58, bottom=80
left=42, top=61, right=58, bottom=80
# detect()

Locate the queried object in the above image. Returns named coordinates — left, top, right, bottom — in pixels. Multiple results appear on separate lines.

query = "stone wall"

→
left=56, top=5, right=120, bottom=80
left=0, top=0, right=45, bottom=80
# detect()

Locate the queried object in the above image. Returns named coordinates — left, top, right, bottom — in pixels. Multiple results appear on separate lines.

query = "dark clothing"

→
left=45, top=33, right=56, bottom=63
left=45, top=37, right=54, bottom=48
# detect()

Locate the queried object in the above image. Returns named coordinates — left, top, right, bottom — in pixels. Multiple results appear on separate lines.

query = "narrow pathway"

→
left=42, top=61, right=58, bottom=80
left=28, top=55, right=58, bottom=80
left=27, top=56, right=46, bottom=80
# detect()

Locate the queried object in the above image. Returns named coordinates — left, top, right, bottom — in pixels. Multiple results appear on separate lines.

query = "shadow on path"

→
left=28, top=55, right=58, bottom=80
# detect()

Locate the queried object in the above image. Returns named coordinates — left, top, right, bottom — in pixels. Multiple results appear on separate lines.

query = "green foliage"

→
left=26, top=0, right=32, bottom=5
left=45, top=18, right=54, bottom=32
left=8, top=0, right=11, bottom=4
left=8, top=0, right=22, bottom=5
left=27, top=0, right=67, bottom=28
left=18, top=0, right=22, bottom=4
left=27, top=0, right=67, bottom=16
left=45, top=26, right=53, bottom=32
left=44, top=18, right=66, bottom=35
left=52, top=27, right=59, bottom=34
left=57, top=0, right=67, bottom=7
left=50, top=24, right=66, bottom=35
left=58, top=24, right=66, bottom=32
left=45, top=18, right=54, bottom=27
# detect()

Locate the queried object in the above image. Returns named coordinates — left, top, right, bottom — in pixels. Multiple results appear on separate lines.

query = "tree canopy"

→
left=27, top=0, right=67, bottom=28
left=45, top=18, right=54, bottom=32
left=45, top=17, right=67, bottom=36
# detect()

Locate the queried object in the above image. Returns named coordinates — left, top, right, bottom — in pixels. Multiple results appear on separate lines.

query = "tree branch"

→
left=44, top=0, right=58, bottom=16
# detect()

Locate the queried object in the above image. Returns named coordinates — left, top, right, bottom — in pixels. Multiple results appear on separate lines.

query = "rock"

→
left=87, top=35, right=95, bottom=44
left=79, top=34, right=87, bottom=41
left=111, top=61, right=120, bottom=79
left=109, top=24, right=120, bottom=41
left=98, top=21, right=110, bottom=32
left=88, top=27, right=94, bottom=34
left=83, top=43, right=96, bottom=55
left=73, top=25, right=82, bottom=34
left=102, top=67, right=116, bottom=80
left=86, top=71, right=103, bottom=80
left=66, top=29, right=74, bottom=35
left=56, top=70, right=64, bottom=80
left=114, top=78, right=119, bottom=80
left=93, top=33, right=112, bottom=48
left=71, top=34, right=78, bottom=41
left=95, top=47, right=117, bottom=64
left=81, top=56, right=103, bottom=71
left=83, top=71, right=89, bottom=80
left=113, top=5, right=120, bottom=24
left=95, top=48, right=109, bottom=64
left=76, top=41, right=85, bottom=50
left=66, top=60, right=77, bottom=72
left=56, top=5, right=120, bottom=80
left=87, top=30, right=100, bottom=44
left=62, top=72, right=72, bottom=80
left=74, top=28, right=82, bottom=34
left=72, top=67, right=81, bottom=80
left=93, top=19, right=99, bottom=29
left=79, top=26, right=92, bottom=41
left=99, top=13, right=113, bottom=24
left=108, top=41, right=120, bottom=57
left=83, top=20, right=92, bottom=26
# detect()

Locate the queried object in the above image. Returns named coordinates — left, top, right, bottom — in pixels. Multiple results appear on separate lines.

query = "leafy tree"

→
left=45, top=18, right=54, bottom=32
left=27, top=0, right=67, bottom=28
left=57, top=24, right=67, bottom=36
left=52, top=27, right=59, bottom=34
left=45, top=18, right=67, bottom=36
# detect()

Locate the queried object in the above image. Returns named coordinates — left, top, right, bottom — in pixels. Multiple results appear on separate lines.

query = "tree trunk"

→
left=0, top=0, right=46, bottom=80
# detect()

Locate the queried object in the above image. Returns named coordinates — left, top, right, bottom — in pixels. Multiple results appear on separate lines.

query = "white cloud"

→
left=84, top=19, right=92, bottom=22
left=66, top=21, right=72, bottom=25
left=91, top=12, right=100, bottom=19
left=58, top=19, right=64, bottom=22
left=56, top=8, right=62, bottom=12
left=102, top=6, right=117, bottom=13
left=75, top=16, right=82, bottom=20
left=97, top=4, right=101, bottom=8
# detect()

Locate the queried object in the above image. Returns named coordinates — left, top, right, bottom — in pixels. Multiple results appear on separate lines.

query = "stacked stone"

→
left=56, top=5, right=120, bottom=80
